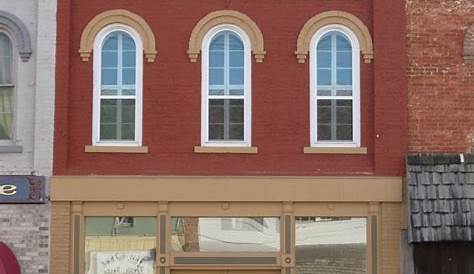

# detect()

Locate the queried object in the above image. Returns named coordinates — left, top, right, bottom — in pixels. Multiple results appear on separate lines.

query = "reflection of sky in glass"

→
left=295, top=218, right=366, bottom=245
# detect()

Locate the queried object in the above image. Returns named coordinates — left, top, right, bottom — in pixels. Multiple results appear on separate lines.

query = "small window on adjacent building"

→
left=201, top=26, right=252, bottom=147
left=0, top=32, right=13, bottom=141
left=310, top=26, right=360, bottom=147
left=93, top=25, right=143, bottom=146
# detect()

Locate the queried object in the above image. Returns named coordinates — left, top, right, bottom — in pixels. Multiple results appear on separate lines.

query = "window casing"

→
left=201, top=25, right=252, bottom=147
left=310, top=25, right=361, bottom=147
left=0, top=31, right=14, bottom=142
left=92, top=24, right=143, bottom=146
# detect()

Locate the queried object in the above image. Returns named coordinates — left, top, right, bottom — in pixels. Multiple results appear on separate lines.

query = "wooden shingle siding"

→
left=407, top=154, right=474, bottom=242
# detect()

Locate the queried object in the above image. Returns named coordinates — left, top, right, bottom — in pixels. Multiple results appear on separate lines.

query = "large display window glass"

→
left=171, top=217, right=280, bottom=252
left=295, top=217, right=367, bottom=274
left=85, top=216, right=156, bottom=274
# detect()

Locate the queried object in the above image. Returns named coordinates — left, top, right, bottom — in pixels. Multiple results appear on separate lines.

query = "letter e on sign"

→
left=0, top=185, right=17, bottom=196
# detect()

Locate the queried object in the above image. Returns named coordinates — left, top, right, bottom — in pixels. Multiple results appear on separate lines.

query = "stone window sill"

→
left=304, top=147, right=367, bottom=154
left=84, top=145, right=149, bottom=154
left=194, top=146, right=258, bottom=154
left=0, top=145, right=23, bottom=153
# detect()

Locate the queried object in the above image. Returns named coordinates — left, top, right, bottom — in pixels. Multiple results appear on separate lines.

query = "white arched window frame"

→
left=201, top=24, right=252, bottom=147
left=309, top=24, right=361, bottom=147
left=92, top=24, right=143, bottom=146
left=0, top=30, right=16, bottom=143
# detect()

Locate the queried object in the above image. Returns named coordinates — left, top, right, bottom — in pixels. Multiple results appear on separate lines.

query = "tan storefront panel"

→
left=51, top=176, right=402, bottom=202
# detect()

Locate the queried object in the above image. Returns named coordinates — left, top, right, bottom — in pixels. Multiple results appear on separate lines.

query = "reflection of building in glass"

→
left=172, top=217, right=280, bottom=252
left=296, top=218, right=367, bottom=274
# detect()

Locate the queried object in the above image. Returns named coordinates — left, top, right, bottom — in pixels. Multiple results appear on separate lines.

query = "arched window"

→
left=310, top=25, right=360, bottom=147
left=93, top=25, right=143, bottom=146
left=0, top=32, right=13, bottom=141
left=201, top=25, right=251, bottom=147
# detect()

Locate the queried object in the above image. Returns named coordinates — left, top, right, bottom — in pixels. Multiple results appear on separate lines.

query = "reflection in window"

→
left=0, top=32, right=13, bottom=140
left=314, top=29, right=359, bottom=145
left=295, top=217, right=367, bottom=274
left=203, top=28, right=250, bottom=146
left=99, top=31, right=137, bottom=141
left=171, top=217, right=280, bottom=252
left=85, top=217, right=156, bottom=274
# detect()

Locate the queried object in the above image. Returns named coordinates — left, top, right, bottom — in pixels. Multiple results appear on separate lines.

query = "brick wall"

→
left=407, top=0, right=474, bottom=152
left=381, top=203, right=403, bottom=274
left=54, top=0, right=407, bottom=177
left=0, top=204, right=49, bottom=274
left=50, top=202, right=71, bottom=274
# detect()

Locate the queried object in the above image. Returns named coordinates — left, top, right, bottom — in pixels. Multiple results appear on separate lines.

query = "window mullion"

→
left=224, top=33, right=230, bottom=140
left=117, top=33, right=123, bottom=140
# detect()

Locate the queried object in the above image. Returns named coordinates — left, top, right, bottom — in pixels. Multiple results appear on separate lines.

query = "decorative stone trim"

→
left=463, top=24, right=474, bottom=61
left=303, top=147, right=368, bottom=154
left=78, top=9, right=157, bottom=62
left=0, top=10, right=32, bottom=62
left=84, top=145, right=149, bottom=153
left=194, top=146, right=258, bottom=154
left=187, top=10, right=266, bottom=63
left=295, top=11, right=374, bottom=64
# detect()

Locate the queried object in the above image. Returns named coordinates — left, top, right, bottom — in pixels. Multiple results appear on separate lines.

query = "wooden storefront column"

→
left=158, top=201, right=170, bottom=274
left=281, top=202, right=295, bottom=274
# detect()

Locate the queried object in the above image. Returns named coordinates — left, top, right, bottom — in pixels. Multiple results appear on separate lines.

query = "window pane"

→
left=0, top=87, right=13, bottom=140
left=0, top=33, right=13, bottom=84
left=317, top=89, right=331, bottom=96
left=100, top=99, right=135, bottom=141
left=123, top=51, right=136, bottom=67
left=208, top=99, right=244, bottom=141
left=296, top=217, right=367, bottom=274
left=101, top=68, right=117, bottom=85
left=122, top=35, right=136, bottom=50
left=122, top=68, right=136, bottom=85
left=317, top=69, right=331, bottom=86
left=85, top=217, right=156, bottom=274
left=229, top=89, right=244, bottom=96
left=317, top=35, right=331, bottom=50
left=209, top=68, right=224, bottom=86
left=317, top=51, right=331, bottom=68
left=210, top=51, right=224, bottom=67
left=229, top=68, right=244, bottom=85
left=229, top=34, right=244, bottom=50
left=102, top=34, right=118, bottom=50
left=210, top=34, right=225, bottom=50
left=336, top=89, right=352, bottom=96
left=229, top=51, right=244, bottom=67
left=337, top=51, right=352, bottom=68
left=337, top=68, right=352, bottom=85
left=209, top=89, right=224, bottom=96
left=336, top=34, right=352, bottom=51
left=317, top=100, right=331, bottom=124
left=171, top=217, right=280, bottom=252
left=101, top=51, right=117, bottom=68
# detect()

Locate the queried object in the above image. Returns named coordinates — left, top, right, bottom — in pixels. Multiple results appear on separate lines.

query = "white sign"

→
left=87, top=250, right=155, bottom=274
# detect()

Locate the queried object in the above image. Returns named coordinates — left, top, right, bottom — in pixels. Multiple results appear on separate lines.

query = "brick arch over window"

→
left=0, top=10, right=32, bottom=62
left=187, top=10, right=266, bottom=63
left=463, top=24, right=474, bottom=60
left=78, top=9, right=157, bottom=62
left=295, top=11, right=373, bottom=64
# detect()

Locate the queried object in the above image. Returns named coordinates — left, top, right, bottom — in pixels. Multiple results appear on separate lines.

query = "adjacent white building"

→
left=0, top=0, right=56, bottom=273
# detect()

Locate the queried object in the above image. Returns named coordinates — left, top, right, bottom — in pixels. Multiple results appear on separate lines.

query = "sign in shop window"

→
left=85, top=217, right=156, bottom=274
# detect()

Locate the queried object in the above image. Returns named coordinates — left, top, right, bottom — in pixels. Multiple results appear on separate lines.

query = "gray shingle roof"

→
left=407, top=154, right=474, bottom=243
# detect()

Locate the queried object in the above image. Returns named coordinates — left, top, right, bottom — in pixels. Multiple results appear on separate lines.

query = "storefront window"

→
left=85, top=217, right=156, bottom=274
left=295, top=217, right=367, bottom=274
left=171, top=217, right=280, bottom=252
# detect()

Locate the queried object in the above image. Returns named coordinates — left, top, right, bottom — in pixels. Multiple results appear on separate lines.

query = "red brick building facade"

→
left=51, top=1, right=407, bottom=274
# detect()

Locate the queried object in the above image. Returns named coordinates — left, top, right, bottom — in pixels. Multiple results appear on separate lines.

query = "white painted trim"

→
left=201, top=24, right=252, bottom=147
left=309, top=24, right=361, bottom=147
left=92, top=24, right=143, bottom=146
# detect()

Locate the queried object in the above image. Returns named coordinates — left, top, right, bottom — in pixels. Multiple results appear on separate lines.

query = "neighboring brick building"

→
left=51, top=1, right=406, bottom=274
left=406, top=1, right=474, bottom=273
left=0, top=0, right=56, bottom=273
